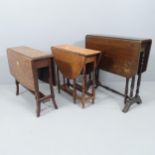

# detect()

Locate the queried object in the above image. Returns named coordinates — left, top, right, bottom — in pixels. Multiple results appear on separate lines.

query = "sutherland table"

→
left=86, top=35, right=152, bottom=112
left=52, top=44, right=100, bottom=108
left=7, top=46, right=58, bottom=117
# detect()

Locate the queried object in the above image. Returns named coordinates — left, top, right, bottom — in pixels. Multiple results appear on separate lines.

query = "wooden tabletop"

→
left=52, top=44, right=101, bottom=56
left=86, top=34, right=152, bottom=42
left=7, top=46, right=52, bottom=60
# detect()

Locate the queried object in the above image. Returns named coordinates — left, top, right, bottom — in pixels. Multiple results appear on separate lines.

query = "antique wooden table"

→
left=86, top=35, right=152, bottom=112
left=7, top=46, right=58, bottom=117
left=52, top=44, right=100, bottom=108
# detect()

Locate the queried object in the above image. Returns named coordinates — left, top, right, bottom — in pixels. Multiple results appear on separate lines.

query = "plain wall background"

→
left=0, top=0, right=154, bottom=84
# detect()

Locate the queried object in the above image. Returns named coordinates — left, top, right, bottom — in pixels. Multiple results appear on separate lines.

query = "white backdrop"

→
left=0, top=0, right=154, bottom=84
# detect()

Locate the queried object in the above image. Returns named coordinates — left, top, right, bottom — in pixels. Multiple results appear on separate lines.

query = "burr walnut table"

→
left=52, top=44, right=100, bottom=108
left=86, top=35, right=152, bottom=112
left=7, top=46, right=58, bottom=117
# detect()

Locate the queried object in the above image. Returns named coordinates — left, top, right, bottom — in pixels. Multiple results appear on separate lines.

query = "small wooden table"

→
left=7, top=46, right=58, bottom=117
left=52, top=44, right=100, bottom=108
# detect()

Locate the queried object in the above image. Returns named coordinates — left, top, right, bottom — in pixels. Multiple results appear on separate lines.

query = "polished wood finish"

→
left=7, top=46, right=58, bottom=117
left=86, top=35, right=152, bottom=112
left=52, top=44, right=100, bottom=107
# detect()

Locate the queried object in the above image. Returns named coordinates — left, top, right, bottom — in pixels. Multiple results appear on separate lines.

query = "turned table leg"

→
left=57, top=66, right=61, bottom=94
left=73, top=79, right=77, bottom=103
left=130, top=76, right=135, bottom=98
left=82, top=65, right=86, bottom=108
left=122, top=78, right=130, bottom=113
left=92, top=59, right=96, bottom=104
left=15, top=80, right=19, bottom=96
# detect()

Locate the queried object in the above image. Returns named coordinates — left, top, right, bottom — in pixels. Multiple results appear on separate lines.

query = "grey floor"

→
left=0, top=81, right=155, bottom=155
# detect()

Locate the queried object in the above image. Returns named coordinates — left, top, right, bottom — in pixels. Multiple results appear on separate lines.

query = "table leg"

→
left=130, top=76, right=135, bottom=97
left=73, top=79, right=77, bottom=103
left=48, top=60, right=58, bottom=109
left=63, top=75, right=66, bottom=86
left=92, top=60, right=96, bottom=103
left=57, top=66, right=61, bottom=94
left=82, top=65, right=86, bottom=108
left=15, top=80, right=19, bottom=96
left=95, top=69, right=100, bottom=87
left=122, top=78, right=130, bottom=113
left=135, top=52, right=144, bottom=104
left=33, top=68, right=40, bottom=117
left=67, top=79, right=70, bottom=87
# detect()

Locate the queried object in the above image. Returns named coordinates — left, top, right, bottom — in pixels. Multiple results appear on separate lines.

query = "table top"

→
left=52, top=44, right=101, bottom=56
left=86, top=34, right=152, bottom=42
left=7, top=46, right=52, bottom=60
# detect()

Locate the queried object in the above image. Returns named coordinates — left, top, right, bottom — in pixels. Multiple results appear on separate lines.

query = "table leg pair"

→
left=15, top=59, right=58, bottom=117
left=56, top=62, right=96, bottom=108
left=96, top=52, right=144, bottom=112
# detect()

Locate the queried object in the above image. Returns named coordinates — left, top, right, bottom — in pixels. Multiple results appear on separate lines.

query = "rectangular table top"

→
left=86, top=34, right=152, bottom=42
left=52, top=44, right=101, bottom=57
left=7, top=46, right=52, bottom=61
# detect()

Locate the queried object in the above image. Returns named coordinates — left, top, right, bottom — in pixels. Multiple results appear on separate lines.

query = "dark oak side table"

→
left=86, top=35, right=152, bottom=112
left=7, top=46, right=58, bottom=117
